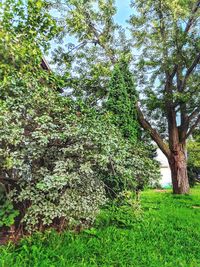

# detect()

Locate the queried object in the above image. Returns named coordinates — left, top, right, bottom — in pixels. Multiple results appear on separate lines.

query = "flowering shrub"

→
left=0, top=81, right=159, bottom=232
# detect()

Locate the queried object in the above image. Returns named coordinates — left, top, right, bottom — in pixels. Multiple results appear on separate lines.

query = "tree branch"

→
left=178, top=107, right=200, bottom=139
left=188, top=107, right=200, bottom=122
left=184, top=0, right=200, bottom=33
left=136, top=103, right=171, bottom=159
left=181, top=52, right=200, bottom=90
left=186, top=114, right=200, bottom=138
left=0, top=177, right=20, bottom=189
left=83, top=10, right=116, bottom=64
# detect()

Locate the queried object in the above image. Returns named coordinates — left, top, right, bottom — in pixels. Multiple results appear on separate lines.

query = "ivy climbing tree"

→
left=106, top=59, right=140, bottom=142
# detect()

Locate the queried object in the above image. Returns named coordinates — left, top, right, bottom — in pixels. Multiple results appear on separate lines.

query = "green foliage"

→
left=106, top=59, right=140, bottom=142
left=51, top=0, right=200, bottom=142
left=0, top=84, right=159, bottom=231
left=95, top=191, right=142, bottom=228
left=129, top=0, right=200, bottom=137
left=0, top=33, right=159, bottom=231
left=187, top=132, right=200, bottom=186
left=0, top=186, right=19, bottom=228
left=105, top=59, right=160, bottom=192
left=1, top=187, right=200, bottom=267
left=0, top=0, right=106, bottom=232
left=50, top=0, right=130, bottom=105
left=0, top=200, right=19, bottom=228
left=0, top=84, right=109, bottom=232
left=0, top=0, right=59, bottom=74
left=50, top=0, right=200, bottom=195
left=0, top=0, right=160, bottom=233
left=188, top=138, right=200, bottom=169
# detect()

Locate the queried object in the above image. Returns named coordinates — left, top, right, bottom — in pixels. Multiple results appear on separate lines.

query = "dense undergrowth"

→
left=1, top=186, right=200, bottom=267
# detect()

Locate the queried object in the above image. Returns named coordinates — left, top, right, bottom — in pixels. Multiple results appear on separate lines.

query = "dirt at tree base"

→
left=0, top=228, right=21, bottom=246
left=154, top=189, right=169, bottom=193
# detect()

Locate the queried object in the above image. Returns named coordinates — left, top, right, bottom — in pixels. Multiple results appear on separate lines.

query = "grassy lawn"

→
left=1, top=186, right=200, bottom=267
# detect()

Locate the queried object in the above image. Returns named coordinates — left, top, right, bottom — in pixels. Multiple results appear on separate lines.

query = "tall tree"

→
left=130, top=0, right=200, bottom=194
left=53, top=0, right=200, bottom=194
left=106, top=59, right=139, bottom=142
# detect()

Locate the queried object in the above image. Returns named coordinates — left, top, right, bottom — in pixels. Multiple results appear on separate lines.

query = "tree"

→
left=53, top=0, right=200, bottom=194
left=49, top=0, right=130, bottom=106
left=130, top=0, right=200, bottom=194
left=106, top=59, right=159, bottom=192
left=106, top=59, right=139, bottom=142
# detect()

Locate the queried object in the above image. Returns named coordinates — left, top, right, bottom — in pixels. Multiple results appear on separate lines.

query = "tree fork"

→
left=137, top=103, right=190, bottom=194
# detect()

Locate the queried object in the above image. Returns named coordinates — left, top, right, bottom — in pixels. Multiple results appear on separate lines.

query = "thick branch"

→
left=188, top=107, right=200, bottom=122
left=181, top=52, right=200, bottom=90
left=184, top=1, right=200, bottom=33
left=0, top=177, right=19, bottom=189
left=68, top=41, right=87, bottom=54
left=182, top=104, right=200, bottom=138
left=186, top=114, right=200, bottom=138
left=136, top=103, right=171, bottom=159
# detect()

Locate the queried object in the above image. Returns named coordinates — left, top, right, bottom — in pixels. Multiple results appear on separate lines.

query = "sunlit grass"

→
left=1, top=186, right=200, bottom=267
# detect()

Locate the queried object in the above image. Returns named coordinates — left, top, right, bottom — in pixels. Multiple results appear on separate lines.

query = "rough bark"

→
left=168, top=144, right=190, bottom=194
left=137, top=103, right=190, bottom=194
left=136, top=103, right=171, bottom=159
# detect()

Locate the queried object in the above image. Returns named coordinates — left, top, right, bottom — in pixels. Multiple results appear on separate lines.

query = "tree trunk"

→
left=168, top=145, right=190, bottom=194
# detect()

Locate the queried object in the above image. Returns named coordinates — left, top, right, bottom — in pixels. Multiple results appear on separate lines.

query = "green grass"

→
left=1, top=186, right=200, bottom=267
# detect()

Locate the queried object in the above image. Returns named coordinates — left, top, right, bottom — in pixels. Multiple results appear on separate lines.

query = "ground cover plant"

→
left=1, top=186, right=200, bottom=267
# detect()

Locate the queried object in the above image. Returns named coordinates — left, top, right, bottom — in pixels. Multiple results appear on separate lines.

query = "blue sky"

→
left=115, top=0, right=132, bottom=25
